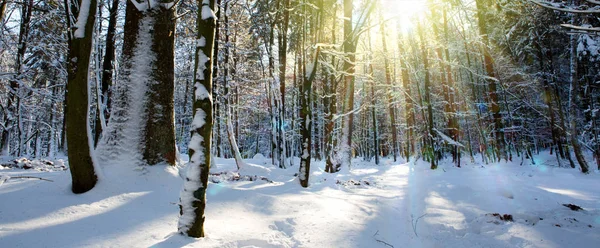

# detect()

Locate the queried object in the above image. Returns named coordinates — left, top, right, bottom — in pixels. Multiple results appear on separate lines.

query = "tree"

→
left=417, top=21, right=437, bottom=170
left=476, top=0, right=506, bottom=162
left=178, top=0, right=216, bottom=238
left=94, top=0, right=120, bottom=147
left=66, top=0, right=99, bottom=194
left=98, top=0, right=177, bottom=166
left=378, top=10, right=398, bottom=162
left=530, top=0, right=592, bottom=173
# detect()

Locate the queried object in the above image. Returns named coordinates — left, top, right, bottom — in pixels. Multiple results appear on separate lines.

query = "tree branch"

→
left=530, top=0, right=600, bottom=14
left=586, top=0, right=600, bottom=5
left=561, top=23, right=600, bottom=32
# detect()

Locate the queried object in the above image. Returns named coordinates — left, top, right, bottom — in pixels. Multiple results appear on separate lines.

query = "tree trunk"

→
left=569, top=31, right=590, bottom=174
left=397, top=25, right=415, bottom=160
left=475, top=0, right=505, bottom=161
left=179, top=0, right=216, bottom=237
left=142, top=3, right=177, bottom=165
left=324, top=4, right=339, bottom=173
left=99, top=1, right=176, bottom=166
left=66, top=0, right=98, bottom=194
left=94, top=0, right=120, bottom=146
left=278, top=0, right=290, bottom=168
left=418, top=22, right=437, bottom=170
left=223, top=1, right=243, bottom=170
left=379, top=15, right=398, bottom=162
left=340, top=0, right=356, bottom=168
left=0, top=0, right=7, bottom=22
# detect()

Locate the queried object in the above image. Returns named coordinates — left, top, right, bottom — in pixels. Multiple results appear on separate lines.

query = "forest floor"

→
left=0, top=153, right=599, bottom=248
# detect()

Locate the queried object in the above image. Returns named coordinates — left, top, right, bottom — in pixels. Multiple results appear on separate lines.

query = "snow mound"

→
left=239, top=163, right=272, bottom=175
left=252, top=153, right=265, bottom=160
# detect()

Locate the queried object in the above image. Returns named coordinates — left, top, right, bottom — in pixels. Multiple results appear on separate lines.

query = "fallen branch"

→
left=375, top=239, right=394, bottom=248
left=9, top=176, right=54, bottom=182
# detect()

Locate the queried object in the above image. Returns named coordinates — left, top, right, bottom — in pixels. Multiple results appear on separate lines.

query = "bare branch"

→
left=530, top=0, right=600, bottom=14
left=7, top=176, right=54, bottom=182
left=561, top=23, right=600, bottom=32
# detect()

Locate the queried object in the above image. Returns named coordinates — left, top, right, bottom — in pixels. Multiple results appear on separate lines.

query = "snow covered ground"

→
left=0, top=153, right=599, bottom=248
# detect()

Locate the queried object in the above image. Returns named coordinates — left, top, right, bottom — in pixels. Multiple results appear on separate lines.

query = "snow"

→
left=434, top=128, right=464, bottom=147
left=178, top=136, right=204, bottom=233
left=194, top=82, right=210, bottom=100
left=195, top=51, right=210, bottom=81
left=191, top=109, right=206, bottom=130
left=196, top=37, right=206, bottom=48
left=201, top=1, right=217, bottom=20
left=0, top=174, right=9, bottom=186
left=96, top=16, right=155, bottom=166
left=73, top=0, right=91, bottom=38
left=1, top=153, right=599, bottom=247
left=130, top=0, right=175, bottom=11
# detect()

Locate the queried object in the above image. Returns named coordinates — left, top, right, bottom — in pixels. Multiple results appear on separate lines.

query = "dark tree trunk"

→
left=66, top=0, right=98, bottom=194
left=94, top=0, right=120, bottom=146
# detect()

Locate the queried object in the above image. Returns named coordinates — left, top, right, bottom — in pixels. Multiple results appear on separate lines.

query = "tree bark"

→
left=142, top=3, right=177, bottom=165
left=99, top=1, right=176, bottom=166
left=66, top=0, right=98, bottom=194
left=179, top=0, right=216, bottom=237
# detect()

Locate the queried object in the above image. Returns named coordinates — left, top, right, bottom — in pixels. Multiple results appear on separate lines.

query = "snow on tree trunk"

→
left=143, top=4, right=177, bottom=165
left=299, top=73, right=312, bottom=188
left=178, top=0, right=216, bottom=238
left=66, top=0, right=98, bottom=194
left=97, top=1, right=176, bottom=166
left=339, top=0, right=355, bottom=171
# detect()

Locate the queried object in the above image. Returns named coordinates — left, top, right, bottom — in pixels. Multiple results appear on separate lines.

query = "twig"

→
left=10, top=176, right=53, bottom=182
left=373, top=230, right=394, bottom=248
left=375, top=239, right=394, bottom=248
left=411, top=213, right=427, bottom=237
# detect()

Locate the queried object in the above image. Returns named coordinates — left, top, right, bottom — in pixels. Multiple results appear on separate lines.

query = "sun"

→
left=382, top=0, right=428, bottom=33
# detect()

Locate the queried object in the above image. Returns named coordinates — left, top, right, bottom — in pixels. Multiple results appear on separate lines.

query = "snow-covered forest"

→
left=1, top=0, right=599, bottom=247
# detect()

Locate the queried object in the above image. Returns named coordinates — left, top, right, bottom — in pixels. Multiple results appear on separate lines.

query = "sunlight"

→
left=383, top=0, right=428, bottom=33
left=537, top=186, right=597, bottom=201
left=424, top=191, right=466, bottom=230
